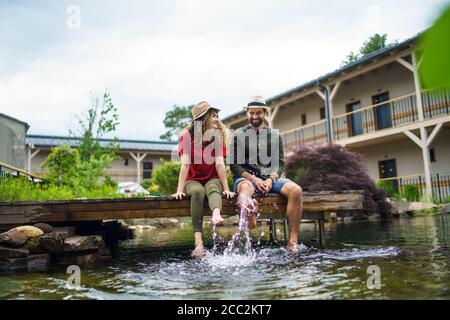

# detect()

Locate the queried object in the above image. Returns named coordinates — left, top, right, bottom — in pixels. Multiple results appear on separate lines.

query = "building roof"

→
left=26, top=135, right=177, bottom=153
left=222, top=31, right=423, bottom=123
left=0, top=113, right=30, bottom=130
left=266, top=32, right=422, bottom=104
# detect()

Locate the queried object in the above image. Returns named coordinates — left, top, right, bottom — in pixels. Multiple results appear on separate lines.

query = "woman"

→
left=171, top=101, right=235, bottom=258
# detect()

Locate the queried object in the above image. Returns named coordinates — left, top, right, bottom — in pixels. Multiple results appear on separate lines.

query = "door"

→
left=373, top=92, right=392, bottom=130
left=347, top=101, right=363, bottom=136
left=379, top=159, right=398, bottom=191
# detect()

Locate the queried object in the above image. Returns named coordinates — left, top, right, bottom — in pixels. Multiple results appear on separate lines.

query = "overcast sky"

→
left=1, top=0, right=448, bottom=140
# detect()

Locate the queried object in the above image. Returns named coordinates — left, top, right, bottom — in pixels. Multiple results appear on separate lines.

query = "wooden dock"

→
left=0, top=190, right=364, bottom=246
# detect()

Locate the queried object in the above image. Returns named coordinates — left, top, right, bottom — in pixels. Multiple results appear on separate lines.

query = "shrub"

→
left=141, top=179, right=153, bottom=190
left=285, top=143, right=390, bottom=216
left=400, top=184, right=421, bottom=202
left=150, top=160, right=181, bottom=195
left=376, top=180, right=397, bottom=198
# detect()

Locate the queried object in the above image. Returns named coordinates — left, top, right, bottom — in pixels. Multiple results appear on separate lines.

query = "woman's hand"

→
left=171, top=191, right=186, bottom=200
left=223, top=190, right=236, bottom=199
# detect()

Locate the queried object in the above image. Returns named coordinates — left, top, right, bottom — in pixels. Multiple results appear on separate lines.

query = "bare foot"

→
left=191, top=243, right=205, bottom=258
left=287, top=241, right=298, bottom=253
left=211, top=210, right=224, bottom=226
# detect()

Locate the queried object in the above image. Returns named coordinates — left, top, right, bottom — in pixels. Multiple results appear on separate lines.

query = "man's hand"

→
left=263, top=178, right=273, bottom=193
left=252, top=176, right=269, bottom=193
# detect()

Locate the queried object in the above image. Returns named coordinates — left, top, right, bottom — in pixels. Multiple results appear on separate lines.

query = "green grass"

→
left=0, top=176, right=127, bottom=202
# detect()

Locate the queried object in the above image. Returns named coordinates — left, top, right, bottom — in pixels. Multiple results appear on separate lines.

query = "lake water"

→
left=1, top=214, right=449, bottom=300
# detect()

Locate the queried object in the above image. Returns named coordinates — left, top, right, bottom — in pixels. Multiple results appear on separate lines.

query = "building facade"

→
left=222, top=33, right=450, bottom=201
left=26, top=135, right=177, bottom=184
left=0, top=113, right=29, bottom=170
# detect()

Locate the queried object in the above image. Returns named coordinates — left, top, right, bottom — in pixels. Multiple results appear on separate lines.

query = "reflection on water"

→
left=1, top=215, right=449, bottom=300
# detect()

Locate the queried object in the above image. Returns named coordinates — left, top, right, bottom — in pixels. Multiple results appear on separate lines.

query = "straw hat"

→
left=243, top=95, right=271, bottom=112
left=191, top=101, right=220, bottom=121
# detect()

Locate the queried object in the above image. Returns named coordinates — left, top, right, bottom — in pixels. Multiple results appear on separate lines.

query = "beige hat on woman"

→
left=243, top=95, right=271, bottom=112
left=191, top=101, right=220, bottom=121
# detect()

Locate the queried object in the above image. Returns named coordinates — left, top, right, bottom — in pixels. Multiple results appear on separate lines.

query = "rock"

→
left=443, top=204, right=450, bottom=214
left=0, top=257, right=28, bottom=273
left=50, top=227, right=75, bottom=240
left=57, top=252, right=101, bottom=266
left=0, top=226, right=44, bottom=247
left=223, top=215, right=240, bottom=226
left=27, top=254, right=50, bottom=272
left=389, top=200, right=412, bottom=215
left=39, top=234, right=64, bottom=254
left=22, top=237, right=44, bottom=254
left=135, top=218, right=181, bottom=228
left=0, top=246, right=29, bottom=259
left=33, top=223, right=53, bottom=234
left=63, top=235, right=104, bottom=252
left=409, top=202, right=437, bottom=211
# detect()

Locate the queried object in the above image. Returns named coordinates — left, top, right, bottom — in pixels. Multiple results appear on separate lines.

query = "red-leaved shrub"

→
left=285, top=143, right=389, bottom=216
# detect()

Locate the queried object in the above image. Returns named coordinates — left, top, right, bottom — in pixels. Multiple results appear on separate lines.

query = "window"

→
left=124, top=158, right=129, bottom=166
left=430, top=149, right=436, bottom=162
left=143, top=162, right=153, bottom=179
left=301, top=114, right=307, bottom=126
left=320, top=107, right=326, bottom=120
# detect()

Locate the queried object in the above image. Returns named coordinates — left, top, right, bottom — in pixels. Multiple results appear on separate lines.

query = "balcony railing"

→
left=281, top=120, right=327, bottom=152
left=280, top=88, right=450, bottom=152
left=334, top=87, right=450, bottom=141
left=377, top=172, right=450, bottom=203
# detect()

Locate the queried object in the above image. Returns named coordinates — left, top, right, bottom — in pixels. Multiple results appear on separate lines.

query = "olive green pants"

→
left=185, top=178, right=223, bottom=233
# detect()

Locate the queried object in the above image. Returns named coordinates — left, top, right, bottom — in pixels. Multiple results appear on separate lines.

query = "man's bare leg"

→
left=192, top=231, right=205, bottom=258
left=237, top=180, right=258, bottom=229
left=280, top=182, right=303, bottom=252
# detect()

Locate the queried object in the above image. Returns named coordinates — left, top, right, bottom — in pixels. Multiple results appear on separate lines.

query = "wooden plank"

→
left=0, top=191, right=364, bottom=225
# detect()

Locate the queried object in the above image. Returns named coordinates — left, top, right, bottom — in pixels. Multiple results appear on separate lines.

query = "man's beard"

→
left=250, top=118, right=263, bottom=127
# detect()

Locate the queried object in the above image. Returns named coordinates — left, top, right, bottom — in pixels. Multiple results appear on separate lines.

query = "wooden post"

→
left=318, top=218, right=326, bottom=247
left=283, top=219, right=289, bottom=242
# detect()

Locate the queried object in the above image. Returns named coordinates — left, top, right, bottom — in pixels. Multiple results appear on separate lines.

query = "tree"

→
left=43, top=90, right=120, bottom=191
left=160, top=104, right=193, bottom=141
left=285, top=143, right=390, bottom=216
left=341, top=33, right=397, bottom=66
left=420, top=4, right=450, bottom=89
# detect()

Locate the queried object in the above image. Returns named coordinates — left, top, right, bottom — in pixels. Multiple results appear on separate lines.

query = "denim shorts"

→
left=233, top=177, right=291, bottom=194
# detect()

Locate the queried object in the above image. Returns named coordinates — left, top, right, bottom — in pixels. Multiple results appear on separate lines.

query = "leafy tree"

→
left=420, top=4, right=450, bottom=89
left=69, top=90, right=120, bottom=188
left=42, top=90, right=120, bottom=192
left=285, top=143, right=390, bottom=216
left=342, top=33, right=397, bottom=66
left=160, top=104, right=193, bottom=141
left=41, top=144, right=80, bottom=188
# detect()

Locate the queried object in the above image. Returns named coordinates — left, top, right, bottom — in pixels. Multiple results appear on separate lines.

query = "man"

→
left=229, top=95, right=303, bottom=253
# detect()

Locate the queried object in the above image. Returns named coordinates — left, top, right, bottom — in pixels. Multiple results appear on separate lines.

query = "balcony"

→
left=281, top=120, right=327, bottom=152
left=377, top=172, right=450, bottom=203
left=281, top=87, right=450, bottom=153
left=334, top=87, right=450, bottom=141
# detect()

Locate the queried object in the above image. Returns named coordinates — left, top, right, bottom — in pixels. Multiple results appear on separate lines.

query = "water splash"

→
left=223, top=195, right=259, bottom=257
